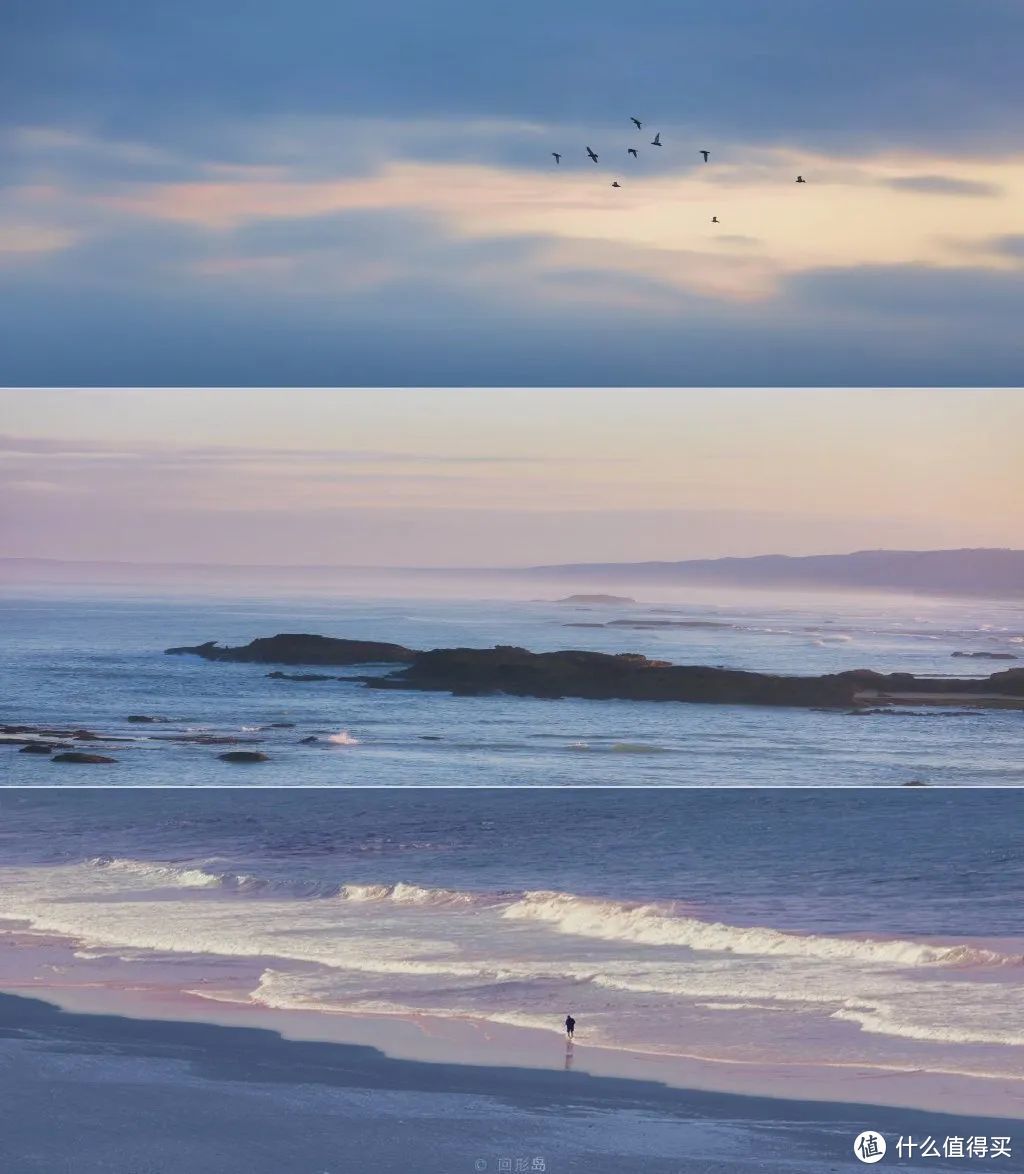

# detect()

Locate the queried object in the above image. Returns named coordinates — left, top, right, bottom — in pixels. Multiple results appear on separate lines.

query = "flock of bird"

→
left=551, top=117, right=807, bottom=222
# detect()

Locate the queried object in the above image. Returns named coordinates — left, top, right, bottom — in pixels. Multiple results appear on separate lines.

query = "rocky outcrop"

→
left=167, top=634, right=415, bottom=666
left=951, top=651, right=1017, bottom=660
left=171, top=634, right=1024, bottom=710
left=218, top=750, right=270, bottom=763
left=366, top=647, right=859, bottom=706
left=368, top=650, right=1024, bottom=708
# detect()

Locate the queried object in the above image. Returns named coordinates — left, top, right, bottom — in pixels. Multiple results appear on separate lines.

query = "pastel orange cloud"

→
left=90, top=147, right=1024, bottom=302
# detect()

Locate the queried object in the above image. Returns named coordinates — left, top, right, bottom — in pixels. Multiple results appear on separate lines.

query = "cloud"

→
left=7, top=0, right=1024, bottom=157
left=989, top=234, right=1024, bottom=260
left=72, top=146, right=1024, bottom=305
left=0, top=434, right=561, bottom=465
left=883, top=175, right=1002, bottom=197
left=3, top=103, right=1024, bottom=382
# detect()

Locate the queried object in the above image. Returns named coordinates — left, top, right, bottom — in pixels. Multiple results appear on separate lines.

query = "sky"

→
left=2, top=1, right=1024, bottom=385
left=1, top=388, right=1021, bottom=566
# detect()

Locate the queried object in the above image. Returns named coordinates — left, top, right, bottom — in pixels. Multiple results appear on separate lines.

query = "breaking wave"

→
left=57, top=863, right=1024, bottom=970
left=88, top=857, right=231, bottom=889
left=500, top=891, right=1020, bottom=968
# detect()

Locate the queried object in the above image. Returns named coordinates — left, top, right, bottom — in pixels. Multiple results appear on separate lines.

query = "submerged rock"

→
left=552, top=594, right=636, bottom=605
left=218, top=750, right=270, bottom=763
left=267, top=671, right=339, bottom=682
left=20, top=743, right=58, bottom=754
left=52, top=752, right=117, bottom=764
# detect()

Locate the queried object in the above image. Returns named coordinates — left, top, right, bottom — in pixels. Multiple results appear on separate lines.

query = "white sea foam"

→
left=338, top=882, right=506, bottom=908
left=833, top=998, right=1024, bottom=1047
left=501, top=891, right=1019, bottom=968
left=88, top=857, right=227, bottom=889
left=327, top=730, right=360, bottom=745
left=2, top=859, right=1022, bottom=1084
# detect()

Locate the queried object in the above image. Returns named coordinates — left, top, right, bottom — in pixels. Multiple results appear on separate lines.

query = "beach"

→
left=0, top=789, right=1021, bottom=1132
left=3, top=990, right=1021, bottom=1174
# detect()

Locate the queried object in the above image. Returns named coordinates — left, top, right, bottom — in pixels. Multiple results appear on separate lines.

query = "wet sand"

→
left=2, top=992, right=1021, bottom=1173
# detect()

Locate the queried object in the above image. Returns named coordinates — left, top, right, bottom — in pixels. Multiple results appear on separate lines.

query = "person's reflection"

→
left=564, top=1039, right=574, bottom=1071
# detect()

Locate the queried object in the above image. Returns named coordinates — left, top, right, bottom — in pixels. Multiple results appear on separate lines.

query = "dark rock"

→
left=218, top=751, right=270, bottom=763
left=298, top=736, right=319, bottom=744
left=20, top=743, right=58, bottom=754
left=903, top=779, right=929, bottom=786
left=126, top=714, right=168, bottom=723
left=265, top=722, right=296, bottom=728
left=52, top=752, right=117, bottom=764
left=419, top=735, right=443, bottom=740
left=167, top=634, right=415, bottom=666
left=367, top=646, right=1024, bottom=709
left=985, top=667, right=1024, bottom=696
left=370, top=645, right=856, bottom=707
left=170, top=631, right=1024, bottom=710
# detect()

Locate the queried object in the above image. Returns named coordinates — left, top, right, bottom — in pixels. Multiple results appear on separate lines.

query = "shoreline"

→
left=2, top=989, right=1022, bottom=1173
left=4, top=966, right=1024, bottom=1122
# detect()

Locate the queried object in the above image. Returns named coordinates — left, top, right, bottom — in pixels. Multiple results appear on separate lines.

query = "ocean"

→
left=2, top=587, right=1022, bottom=785
left=0, top=788, right=1021, bottom=1115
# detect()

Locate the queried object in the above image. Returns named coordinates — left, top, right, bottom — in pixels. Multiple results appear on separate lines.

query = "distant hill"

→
left=1, top=549, right=1021, bottom=599
left=526, top=549, right=1024, bottom=598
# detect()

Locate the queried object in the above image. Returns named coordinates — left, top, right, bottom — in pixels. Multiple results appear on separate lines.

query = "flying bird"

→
left=700, top=151, right=710, bottom=163
left=631, top=117, right=642, bottom=130
left=611, top=181, right=621, bottom=188
left=711, top=216, right=719, bottom=223
left=586, top=147, right=599, bottom=163
left=552, top=152, right=561, bottom=164
left=650, top=132, right=662, bottom=146
left=795, top=174, right=806, bottom=183
left=627, top=148, right=638, bottom=158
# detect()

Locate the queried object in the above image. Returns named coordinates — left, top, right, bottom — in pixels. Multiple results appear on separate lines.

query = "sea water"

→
left=1, top=587, right=1022, bottom=785
left=0, top=789, right=1021, bottom=1106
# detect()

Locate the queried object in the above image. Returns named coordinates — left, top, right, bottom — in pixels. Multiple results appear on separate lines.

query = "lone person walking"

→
left=565, top=1014, right=576, bottom=1040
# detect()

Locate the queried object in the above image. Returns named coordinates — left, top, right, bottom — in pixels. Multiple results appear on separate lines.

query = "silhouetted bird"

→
left=631, top=117, right=642, bottom=130
left=586, top=147, right=599, bottom=163
left=795, top=175, right=806, bottom=183
left=611, top=181, right=621, bottom=188
left=650, top=132, right=662, bottom=147
left=711, top=216, right=719, bottom=223
left=700, top=150, right=710, bottom=162
left=552, top=153, right=561, bottom=164
left=627, top=148, right=638, bottom=158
